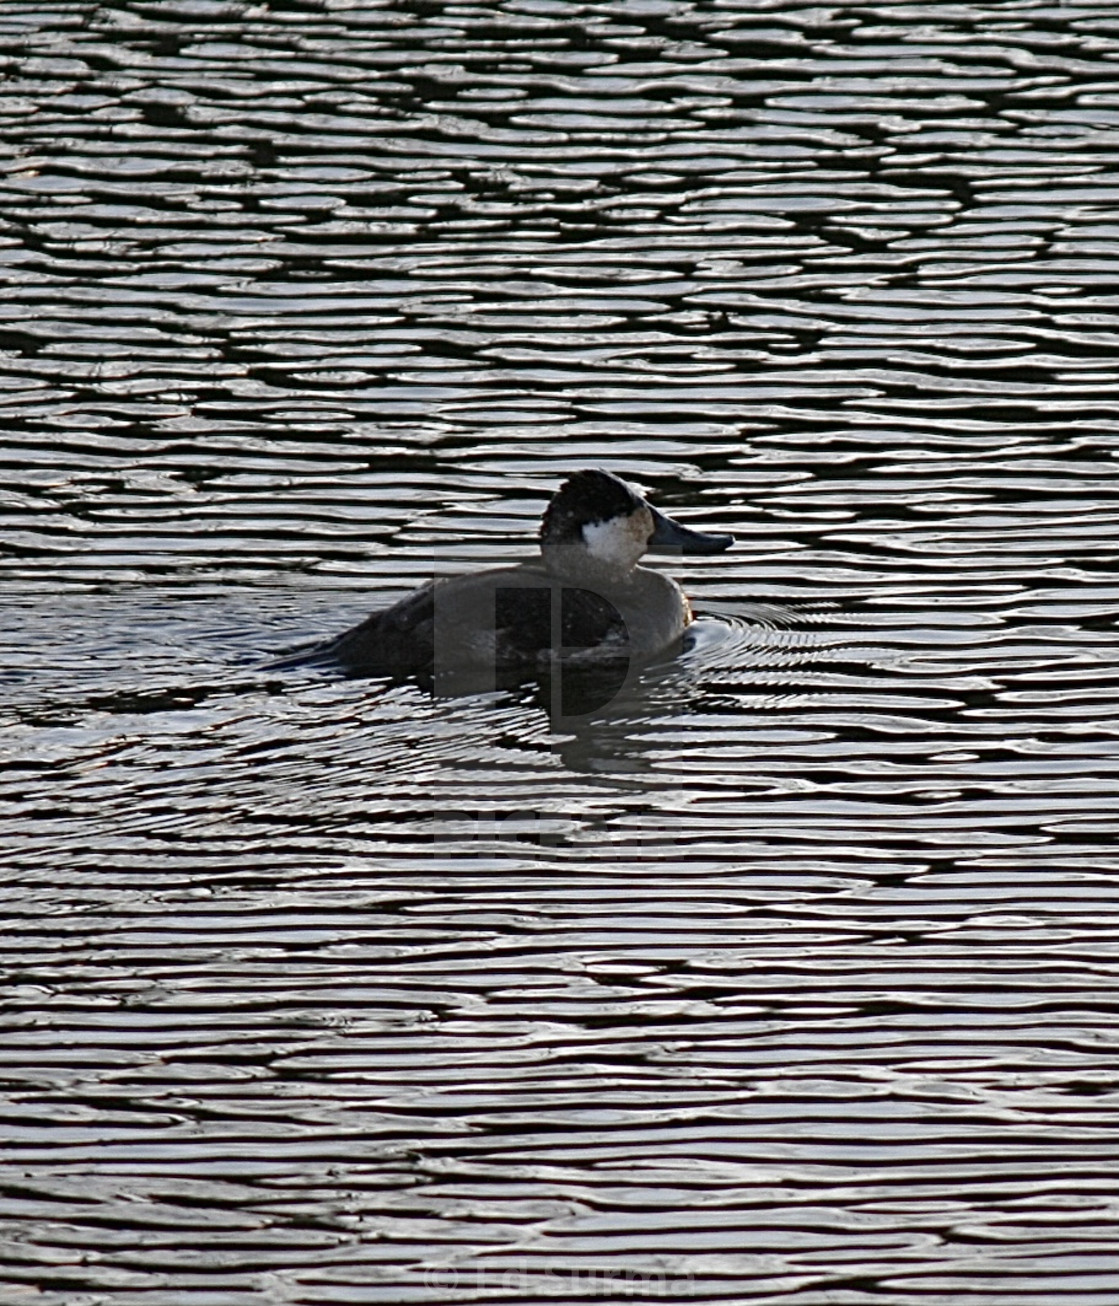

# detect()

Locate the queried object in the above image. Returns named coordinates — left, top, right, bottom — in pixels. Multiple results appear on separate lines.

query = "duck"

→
left=273, top=469, right=733, bottom=676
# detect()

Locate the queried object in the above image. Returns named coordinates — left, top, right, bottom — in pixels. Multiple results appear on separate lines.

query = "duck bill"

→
left=647, top=504, right=734, bottom=555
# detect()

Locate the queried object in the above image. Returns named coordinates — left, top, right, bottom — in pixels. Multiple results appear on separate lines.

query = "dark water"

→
left=3, top=1, right=1119, bottom=1302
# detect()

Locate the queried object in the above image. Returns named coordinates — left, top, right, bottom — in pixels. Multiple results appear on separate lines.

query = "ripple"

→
left=4, top=0, right=1119, bottom=1301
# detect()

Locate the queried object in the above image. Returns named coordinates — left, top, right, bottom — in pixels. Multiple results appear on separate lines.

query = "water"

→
left=3, top=1, right=1119, bottom=1302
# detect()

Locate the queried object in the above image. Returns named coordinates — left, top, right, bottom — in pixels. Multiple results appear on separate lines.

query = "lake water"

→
left=3, top=1, right=1119, bottom=1302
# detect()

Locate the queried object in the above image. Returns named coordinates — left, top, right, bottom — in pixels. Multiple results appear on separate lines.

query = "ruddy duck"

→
left=274, top=469, right=733, bottom=675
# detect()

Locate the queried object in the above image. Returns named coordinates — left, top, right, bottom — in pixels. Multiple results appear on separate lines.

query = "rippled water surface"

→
left=4, top=1, right=1119, bottom=1302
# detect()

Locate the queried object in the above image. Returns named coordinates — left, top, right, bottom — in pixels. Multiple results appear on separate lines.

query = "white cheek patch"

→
left=582, top=514, right=644, bottom=566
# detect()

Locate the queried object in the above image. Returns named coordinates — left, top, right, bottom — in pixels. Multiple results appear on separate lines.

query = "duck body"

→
left=275, top=470, right=732, bottom=677
left=324, top=561, right=691, bottom=673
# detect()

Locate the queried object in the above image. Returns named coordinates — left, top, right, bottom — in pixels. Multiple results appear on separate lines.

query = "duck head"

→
left=539, top=469, right=733, bottom=579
